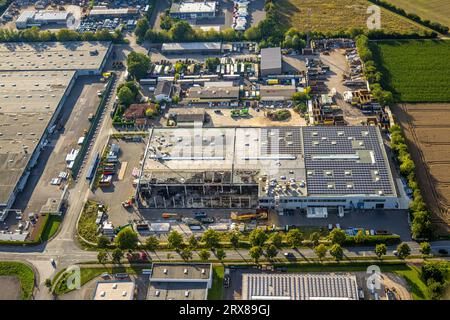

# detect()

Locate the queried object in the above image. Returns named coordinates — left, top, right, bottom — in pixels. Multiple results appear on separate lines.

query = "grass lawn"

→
left=207, top=265, right=224, bottom=300
left=386, top=0, right=450, bottom=28
left=373, top=39, right=450, bottom=102
left=40, top=215, right=63, bottom=242
left=277, top=0, right=429, bottom=34
left=54, top=265, right=146, bottom=295
left=78, top=201, right=101, bottom=243
left=0, top=262, right=35, bottom=300
left=393, top=264, right=429, bottom=300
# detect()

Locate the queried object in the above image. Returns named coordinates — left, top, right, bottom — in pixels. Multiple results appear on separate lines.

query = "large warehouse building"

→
left=260, top=47, right=282, bottom=77
left=242, top=273, right=359, bottom=300
left=0, top=41, right=111, bottom=214
left=161, top=42, right=222, bottom=54
left=169, top=1, right=217, bottom=20
left=16, top=10, right=73, bottom=29
left=137, top=126, right=408, bottom=212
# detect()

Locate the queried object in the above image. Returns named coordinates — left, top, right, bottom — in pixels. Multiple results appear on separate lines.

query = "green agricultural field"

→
left=387, top=0, right=450, bottom=28
left=277, top=0, right=429, bottom=34
left=372, top=40, right=450, bottom=102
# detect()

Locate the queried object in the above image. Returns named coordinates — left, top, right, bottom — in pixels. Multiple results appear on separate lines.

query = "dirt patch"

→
left=0, top=276, right=21, bottom=300
left=382, top=273, right=412, bottom=300
left=393, top=103, right=450, bottom=234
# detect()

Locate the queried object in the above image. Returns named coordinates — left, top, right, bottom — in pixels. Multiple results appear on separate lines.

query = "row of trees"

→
left=368, top=0, right=449, bottom=35
left=390, top=125, right=433, bottom=239
left=0, top=26, right=124, bottom=43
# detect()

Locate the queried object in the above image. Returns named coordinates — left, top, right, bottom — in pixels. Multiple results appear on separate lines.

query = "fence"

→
left=71, top=73, right=116, bottom=179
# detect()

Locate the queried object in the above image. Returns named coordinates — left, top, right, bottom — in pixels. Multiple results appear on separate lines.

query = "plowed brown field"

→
left=393, top=104, right=450, bottom=235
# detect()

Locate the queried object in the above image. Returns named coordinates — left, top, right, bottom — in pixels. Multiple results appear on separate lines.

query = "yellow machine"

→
left=230, top=211, right=268, bottom=221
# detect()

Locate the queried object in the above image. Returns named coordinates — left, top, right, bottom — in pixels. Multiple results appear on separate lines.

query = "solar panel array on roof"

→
left=260, top=127, right=303, bottom=156
left=242, top=273, right=359, bottom=300
left=302, top=126, right=395, bottom=196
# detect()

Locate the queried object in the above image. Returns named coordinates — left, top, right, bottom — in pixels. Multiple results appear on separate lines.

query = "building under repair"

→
left=137, top=126, right=409, bottom=212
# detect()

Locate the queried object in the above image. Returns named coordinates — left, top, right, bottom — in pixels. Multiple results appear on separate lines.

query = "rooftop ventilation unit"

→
left=184, top=268, right=188, bottom=274
left=112, top=284, right=118, bottom=289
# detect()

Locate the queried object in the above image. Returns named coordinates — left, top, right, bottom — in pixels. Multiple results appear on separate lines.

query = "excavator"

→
left=230, top=210, right=268, bottom=221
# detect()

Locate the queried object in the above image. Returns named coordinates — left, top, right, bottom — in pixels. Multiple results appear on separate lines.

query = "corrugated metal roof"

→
left=242, top=273, right=359, bottom=300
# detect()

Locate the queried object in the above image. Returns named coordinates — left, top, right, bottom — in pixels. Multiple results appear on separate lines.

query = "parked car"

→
left=194, top=212, right=207, bottom=218
left=438, top=249, right=448, bottom=255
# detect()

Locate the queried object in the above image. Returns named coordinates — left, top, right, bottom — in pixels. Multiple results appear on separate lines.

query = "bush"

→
left=344, top=234, right=400, bottom=246
left=115, top=227, right=139, bottom=249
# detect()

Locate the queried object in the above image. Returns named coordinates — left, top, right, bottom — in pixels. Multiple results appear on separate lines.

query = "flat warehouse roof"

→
left=170, top=2, right=217, bottom=14
left=151, top=263, right=212, bottom=281
left=242, top=273, right=359, bottom=300
left=161, top=42, right=222, bottom=52
left=0, top=71, right=76, bottom=205
left=93, top=281, right=135, bottom=300
left=147, top=282, right=208, bottom=300
left=140, top=126, right=397, bottom=198
left=0, top=41, right=111, bottom=72
left=260, top=47, right=282, bottom=71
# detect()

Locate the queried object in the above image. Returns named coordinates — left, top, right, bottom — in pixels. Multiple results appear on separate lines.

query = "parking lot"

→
left=3, top=77, right=104, bottom=238
left=202, top=107, right=307, bottom=127
left=89, top=136, right=147, bottom=228
left=269, top=209, right=411, bottom=240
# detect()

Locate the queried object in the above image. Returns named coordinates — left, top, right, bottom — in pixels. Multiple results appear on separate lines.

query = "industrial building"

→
left=260, top=47, right=282, bottom=77
left=241, top=273, right=359, bottom=300
left=16, top=10, right=72, bottom=29
left=259, top=84, right=296, bottom=103
left=0, top=41, right=112, bottom=75
left=161, top=42, right=222, bottom=54
left=138, top=126, right=407, bottom=212
left=0, top=42, right=111, bottom=214
left=185, top=83, right=240, bottom=106
left=147, top=263, right=212, bottom=300
left=169, top=1, right=217, bottom=20
left=92, top=280, right=135, bottom=300
left=89, top=6, right=139, bottom=19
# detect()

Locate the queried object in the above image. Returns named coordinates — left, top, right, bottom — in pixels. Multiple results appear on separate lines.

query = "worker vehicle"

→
left=162, top=213, right=180, bottom=219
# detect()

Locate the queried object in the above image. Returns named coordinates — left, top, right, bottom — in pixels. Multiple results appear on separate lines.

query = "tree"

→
left=314, top=244, right=327, bottom=261
left=201, top=229, right=220, bottom=249
left=286, top=229, right=303, bottom=248
left=134, top=18, right=149, bottom=41
left=265, top=244, right=278, bottom=259
left=112, top=248, right=123, bottom=264
left=329, top=244, right=344, bottom=261
left=126, top=51, right=151, bottom=80
left=115, top=227, right=139, bottom=249
left=205, top=57, right=220, bottom=72
left=145, top=235, right=159, bottom=251
left=328, top=229, right=347, bottom=245
left=419, top=242, right=431, bottom=256
left=180, top=248, right=193, bottom=261
left=270, top=232, right=283, bottom=248
left=170, top=21, right=195, bottom=41
left=188, top=235, right=198, bottom=249
left=422, top=261, right=449, bottom=284
left=117, top=86, right=135, bottom=106
left=309, top=232, right=321, bottom=247
left=354, top=230, right=365, bottom=244
left=97, top=236, right=110, bottom=249
left=199, top=249, right=211, bottom=261
left=56, top=29, right=80, bottom=41
left=249, top=228, right=268, bottom=247
left=229, top=231, right=240, bottom=248
left=396, top=242, right=411, bottom=259
left=292, top=91, right=309, bottom=102
left=249, top=246, right=263, bottom=263
left=215, top=248, right=226, bottom=262
left=375, top=243, right=387, bottom=259
left=427, top=279, right=444, bottom=300
left=97, top=250, right=108, bottom=264
left=167, top=231, right=184, bottom=251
